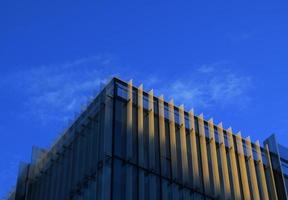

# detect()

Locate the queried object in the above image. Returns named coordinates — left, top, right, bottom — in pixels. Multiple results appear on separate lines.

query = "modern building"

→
left=5, top=77, right=288, bottom=200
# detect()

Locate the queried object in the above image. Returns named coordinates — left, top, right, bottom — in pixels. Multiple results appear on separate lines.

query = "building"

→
left=6, top=77, right=288, bottom=200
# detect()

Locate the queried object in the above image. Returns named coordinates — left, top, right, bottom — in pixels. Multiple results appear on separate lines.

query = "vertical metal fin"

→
left=245, top=137, right=260, bottom=200
left=158, top=95, right=167, bottom=176
left=148, top=89, right=156, bottom=200
left=126, top=80, right=133, bottom=200
left=265, top=144, right=279, bottom=200
left=236, top=132, right=251, bottom=200
left=226, top=128, right=241, bottom=200
left=127, top=79, right=133, bottom=160
left=148, top=89, right=155, bottom=170
left=137, top=84, right=145, bottom=200
left=168, top=99, right=178, bottom=180
left=208, top=119, right=221, bottom=198
left=217, top=123, right=232, bottom=199
left=255, top=140, right=269, bottom=200
left=197, top=114, right=211, bottom=194
left=188, top=110, right=200, bottom=189
left=179, top=105, right=189, bottom=184
left=138, top=84, right=144, bottom=167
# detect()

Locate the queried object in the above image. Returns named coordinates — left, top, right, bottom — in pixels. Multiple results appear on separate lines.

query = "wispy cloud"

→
left=156, top=62, right=252, bottom=110
left=2, top=57, right=252, bottom=123
left=3, top=55, right=120, bottom=123
left=196, top=64, right=215, bottom=73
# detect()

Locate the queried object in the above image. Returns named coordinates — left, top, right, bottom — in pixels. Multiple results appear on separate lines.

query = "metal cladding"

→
left=7, top=78, right=288, bottom=200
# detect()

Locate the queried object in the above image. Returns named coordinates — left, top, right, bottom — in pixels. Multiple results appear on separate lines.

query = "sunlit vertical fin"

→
left=265, top=144, right=279, bottom=200
left=254, top=140, right=269, bottom=200
left=126, top=79, right=133, bottom=200
left=179, top=104, right=189, bottom=184
left=148, top=89, right=155, bottom=170
left=138, top=84, right=144, bottom=166
left=137, top=84, right=145, bottom=200
left=235, top=132, right=251, bottom=200
left=148, top=89, right=156, bottom=200
left=188, top=109, right=200, bottom=189
left=217, top=123, right=231, bottom=199
left=158, top=95, right=167, bottom=176
left=245, top=136, right=260, bottom=200
left=168, top=99, right=178, bottom=181
left=197, top=113, right=211, bottom=195
left=127, top=79, right=133, bottom=160
left=207, top=118, right=221, bottom=198
left=226, top=127, right=241, bottom=200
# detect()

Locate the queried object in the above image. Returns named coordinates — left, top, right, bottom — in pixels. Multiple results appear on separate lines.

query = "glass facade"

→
left=6, top=77, right=288, bottom=200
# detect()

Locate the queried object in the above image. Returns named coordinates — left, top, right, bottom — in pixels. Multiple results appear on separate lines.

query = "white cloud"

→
left=4, top=55, right=118, bottom=123
left=3, top=57, right=252, bottom=123
left=197, top=64, right=215, bottom=73
left=209, top=73, right=251, bottom=104
left=156, top=63, right=252, bottom=110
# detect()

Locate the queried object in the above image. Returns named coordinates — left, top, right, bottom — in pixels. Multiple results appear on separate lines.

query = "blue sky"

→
left=1, top=1, right=288, bottom=197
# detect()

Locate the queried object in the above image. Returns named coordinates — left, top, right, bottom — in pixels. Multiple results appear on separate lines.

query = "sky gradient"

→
left=1, top=1, right=288, bottom=197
